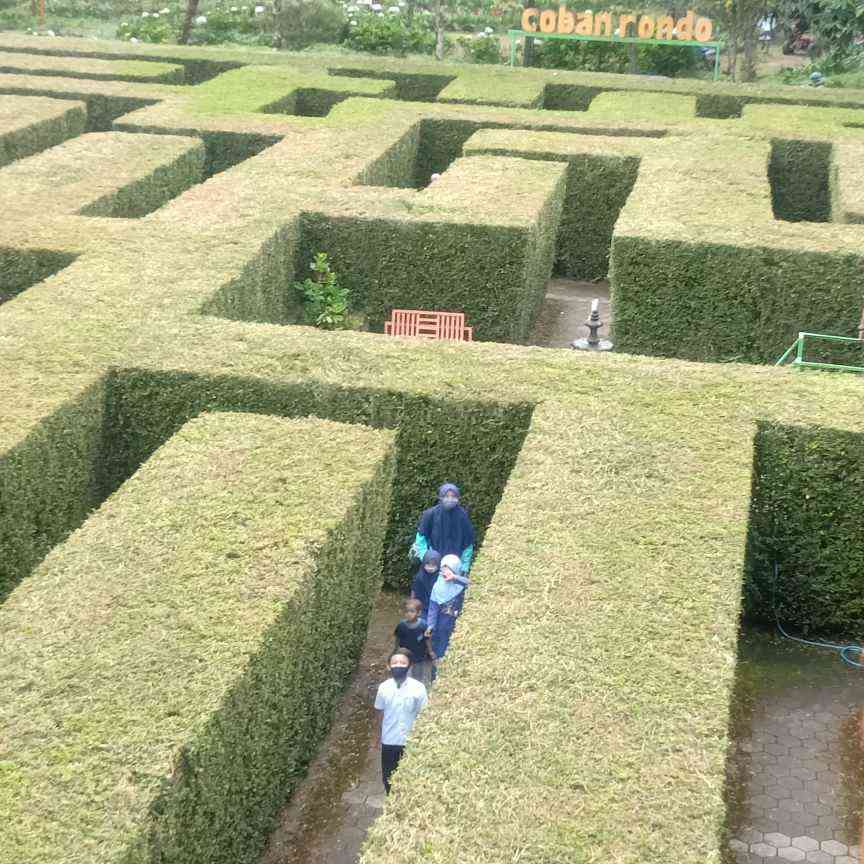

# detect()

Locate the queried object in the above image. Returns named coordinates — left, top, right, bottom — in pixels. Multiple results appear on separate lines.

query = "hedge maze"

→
left=0, top=32, right=863, bottom=864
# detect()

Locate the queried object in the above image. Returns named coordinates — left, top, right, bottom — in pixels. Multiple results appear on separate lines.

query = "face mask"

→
left=391, top=666, right=409, bottom=682
left=441, top=498, right=458, bottom=510
left=425, top=565, right=438, bottom=573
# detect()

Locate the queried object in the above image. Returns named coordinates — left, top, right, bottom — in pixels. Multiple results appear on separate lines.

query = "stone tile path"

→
left=528, top=277, right=612, bottom=349
left=726, top=631, right=863, bottom=864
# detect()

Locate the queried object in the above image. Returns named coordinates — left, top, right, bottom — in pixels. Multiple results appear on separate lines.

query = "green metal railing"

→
left=776, top=332, right=864, bottom=374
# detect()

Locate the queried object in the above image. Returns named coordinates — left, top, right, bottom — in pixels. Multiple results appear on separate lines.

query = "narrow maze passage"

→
left=263, top=592, right=404, bottom=864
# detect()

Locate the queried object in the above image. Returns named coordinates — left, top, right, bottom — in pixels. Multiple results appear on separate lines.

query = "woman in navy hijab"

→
left=411, top=483, right=475, bottom=576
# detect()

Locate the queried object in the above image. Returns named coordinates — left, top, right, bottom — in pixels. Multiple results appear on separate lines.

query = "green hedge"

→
left=0, top=131, right=205, bottom=219
left=0, top=413, right=396, bottom=864
left=0, top=246, right=77, bottom=306
left=0, top=50, right=184, bottom=83
left=745, top=422, right=864, bottom=636
left=0, top=378, right=104, bottom=602
left=611, top=133, right=864, bottom=363
left=611, top=235, right=864, bottom=363
left=301, top=154, right=566, bottom=342
left=2, top=42, right=864, bottom=863
left=101, top=371, right=533, bottom=591
left=465, top=128, right=644, bottom=280
left=0, top=94, right=85, bottom=166
left=769, top=139, right=833, bottom=222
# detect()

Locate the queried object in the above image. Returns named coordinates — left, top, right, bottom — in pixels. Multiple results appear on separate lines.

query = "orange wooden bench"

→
left=384, top=309, right=473, bottom=342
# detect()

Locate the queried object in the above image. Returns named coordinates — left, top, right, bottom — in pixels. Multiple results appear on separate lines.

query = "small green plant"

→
left=293, top=253, right=351, bottom=330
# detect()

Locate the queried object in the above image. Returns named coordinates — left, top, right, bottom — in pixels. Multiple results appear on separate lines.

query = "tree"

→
left=701, top=0, right=769, bottom=80
left=178, top=0, right=200, bottom=45
left=776, top=0, right=864, bottom=57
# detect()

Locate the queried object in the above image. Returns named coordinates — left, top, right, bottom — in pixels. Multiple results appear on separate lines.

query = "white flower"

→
left=195, top=14, right=207, bottom=23
left=371, top=3, right=382, bottom=9
left=484, top=26, right=493, bottom=34
left=160, top=7, right=169, bottom=12
left=254, top=4, right=265, bottom=12
left=142, top=11, right=149, bottom=16
left=46, top=28, right=55, bottom=35
left=152, top=12, right=159, bottom=18
left=120, top=20, right=127, bottom=25
left=430, top=172, right=441, bottom=183
left=349, top=18, right=357, bottom=24
left=388, top=5, right=400, bottom=11
left=230, top=5, right=238, bottom=9
left=130, top=36, right=139, bottom=42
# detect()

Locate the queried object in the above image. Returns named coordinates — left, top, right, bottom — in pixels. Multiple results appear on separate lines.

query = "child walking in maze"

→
left=425, top=554, right=469, bottom=662
left=411, top=548, right=442, bottom=617
left=374, top=649, right=428, bottom=794
left=394, top=598, right=436, bottom=687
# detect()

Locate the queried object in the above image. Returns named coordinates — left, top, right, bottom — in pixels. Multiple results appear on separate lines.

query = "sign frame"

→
left=507, top=29, right=723, bottom=81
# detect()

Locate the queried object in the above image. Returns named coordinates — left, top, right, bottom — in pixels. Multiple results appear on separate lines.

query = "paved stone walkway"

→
left=726, top=631, right=863, bottom=864
left=528, top=277, right=612, bottom=349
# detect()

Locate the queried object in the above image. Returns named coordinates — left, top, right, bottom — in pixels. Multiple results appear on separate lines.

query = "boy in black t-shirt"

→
left=394, top=598, right=436, bottom=688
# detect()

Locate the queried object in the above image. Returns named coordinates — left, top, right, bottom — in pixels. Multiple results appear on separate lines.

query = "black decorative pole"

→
left=571, top=299, right=613, bottom=352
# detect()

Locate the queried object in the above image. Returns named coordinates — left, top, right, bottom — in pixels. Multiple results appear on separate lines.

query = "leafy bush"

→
left=293, top=252, right=351, bottom=329
left=778, top=46, right=864, bottom=84
left=458, top=30, right=502, bottom=63
left=536, top=38, right=699, bottom=76
left=117, top=9, right=176, bottom=43
left=277, top=0, right=345, bottom=48
left=117, top=3, right=272, bottom=46
left=344, top=8, right=434, bottom=54
left=537, top=38, right=629, bottom=72
left=638, top=43, right=699, bottom=77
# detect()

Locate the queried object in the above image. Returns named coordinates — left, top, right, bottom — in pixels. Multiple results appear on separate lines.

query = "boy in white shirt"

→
left=374, top=649, right=428, bottom=794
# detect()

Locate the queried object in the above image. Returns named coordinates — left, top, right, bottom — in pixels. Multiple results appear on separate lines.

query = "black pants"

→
left=381, top=744, right=404, bottom=794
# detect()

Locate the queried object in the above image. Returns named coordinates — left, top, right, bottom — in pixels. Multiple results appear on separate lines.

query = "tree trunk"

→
left=741, top=28, right=758, bottom=81
left=627, top=44, right=638, bottom=74
left=434, top=0, right=445, bottom=60
left=726, top=38, right=738, bottom=80
left=178, top=0, right=200, bottom=44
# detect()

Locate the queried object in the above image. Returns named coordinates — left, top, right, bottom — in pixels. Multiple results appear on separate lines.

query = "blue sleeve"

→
left=427, top=600, right=440, bottom=630
left=460, top=544, right=474, bottom=574
left=410, top=531, right=428, bottom=561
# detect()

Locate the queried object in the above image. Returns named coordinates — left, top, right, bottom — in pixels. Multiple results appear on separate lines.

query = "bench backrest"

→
left=385, top=309, right=472, bottom=342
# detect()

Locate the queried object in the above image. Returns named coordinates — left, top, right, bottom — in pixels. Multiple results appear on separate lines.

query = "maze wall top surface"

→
left=0, top=413, right=396, bottom=864
left=0, top=38, right=863, bottom=864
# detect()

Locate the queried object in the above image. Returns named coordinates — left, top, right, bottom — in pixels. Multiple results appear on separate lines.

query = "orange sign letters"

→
left=520, top=7, right=714, bottom=42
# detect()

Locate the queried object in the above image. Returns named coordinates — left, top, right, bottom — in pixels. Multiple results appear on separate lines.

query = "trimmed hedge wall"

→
left=3, top=42, right=864, bottom=864
left=301, top=154, right=566, bottom=342
left=0, top=378, right=104, bottom=602
left=0, top=94, right=85, bottom=166
left=102, top=370, right=533, bottom=591
left=0, top=50, right=184, bottom=83
left=0, top=413, right=396, bottom=864
left=746, top=423, right=864, bottom=636
left=0, top=247, right=77, bottom=306
left=0, top=131, right=205, bottom=219
left=465, top=129, right=644, bottom=280
left=769, top=139, right=833, bottom=223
